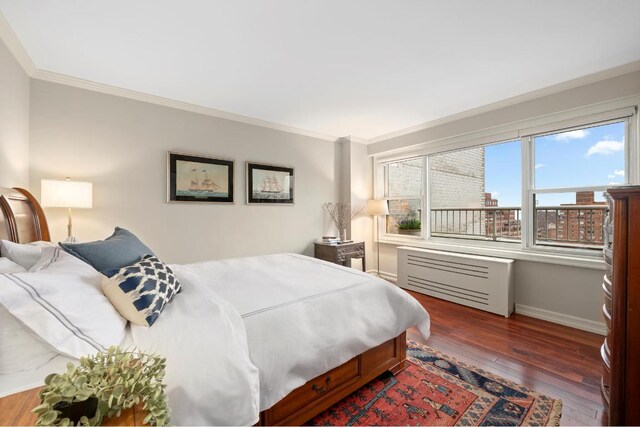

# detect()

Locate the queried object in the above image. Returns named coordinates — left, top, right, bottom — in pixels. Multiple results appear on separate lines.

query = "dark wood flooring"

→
left=406, top=291, right=606, bottom=426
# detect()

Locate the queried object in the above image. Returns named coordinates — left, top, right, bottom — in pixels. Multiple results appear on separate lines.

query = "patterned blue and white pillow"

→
left=102, top=255, right=181, bottom=326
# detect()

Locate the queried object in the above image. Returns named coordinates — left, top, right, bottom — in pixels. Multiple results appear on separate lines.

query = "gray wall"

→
left=377, top=243, right=604, bottom=323
left=369, top=70, right=640, bottom=155
left=29, top=80, right=340, bottom=264
left=370, top=70, right=640, bottom=326
left=0, top=37, right=29, bottom=188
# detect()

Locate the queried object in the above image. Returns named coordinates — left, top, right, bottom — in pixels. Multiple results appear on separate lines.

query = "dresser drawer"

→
left=603, top=279, right=612, bottom=313
left=336, top=246, right=364, bottom=260
left=602, top=303, right=612, bottom=330
left=268, top=357, right=360, bottom=423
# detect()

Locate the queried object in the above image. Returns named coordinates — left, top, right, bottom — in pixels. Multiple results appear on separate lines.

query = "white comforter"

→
left=131, top=253, right=430, bottom=425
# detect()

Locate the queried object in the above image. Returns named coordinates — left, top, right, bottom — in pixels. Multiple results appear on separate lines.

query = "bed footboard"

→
left=258, top=331, right=407, bottom=426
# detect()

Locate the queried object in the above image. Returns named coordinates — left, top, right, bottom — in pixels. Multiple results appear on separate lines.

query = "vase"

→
left=53, top=397, right=99, bottom=424
left=398, top=229, right=421, bottom=236
left=339, top=228, right=346, bottom=242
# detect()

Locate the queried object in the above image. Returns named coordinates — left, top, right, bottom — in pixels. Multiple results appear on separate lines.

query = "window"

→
left=382, top=157, right=423, bottom=235
left=529, top=120, right=626, bottom=250
left=374, top=105, right=636, bottom=257
left=429, top=140, right=521, bottom=242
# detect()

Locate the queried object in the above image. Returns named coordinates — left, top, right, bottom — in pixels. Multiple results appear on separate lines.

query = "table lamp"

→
left=41, top=178, right=93, bottom=238
left=367, top=199, right=389, bottom=277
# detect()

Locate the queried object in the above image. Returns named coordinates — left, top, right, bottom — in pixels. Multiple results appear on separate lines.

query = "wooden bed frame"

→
left=0, top=186, right=408, bottom=426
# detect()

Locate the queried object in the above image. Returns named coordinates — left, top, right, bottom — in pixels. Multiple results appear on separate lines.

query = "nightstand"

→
left=0, top=386, right=147, bottom=426
left=314, top=241, right=366, bottom=271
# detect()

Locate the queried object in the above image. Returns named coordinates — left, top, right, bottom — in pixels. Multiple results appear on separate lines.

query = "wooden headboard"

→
left=0, top=187, right=50, bottom=243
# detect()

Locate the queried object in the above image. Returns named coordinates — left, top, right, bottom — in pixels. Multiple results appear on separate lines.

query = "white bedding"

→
left=1, top=252, right=430, bottom=426
left=131, top=253, right=430, bottom=425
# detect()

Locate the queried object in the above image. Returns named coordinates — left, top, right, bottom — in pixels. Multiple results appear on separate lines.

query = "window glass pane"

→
left=386, top=199, right=421, bottom=235
left=385, top=157, right=423, bottom=197
left=429, top=140, right=521, bottom=241
left=534, top=121, right=625, bottom=189
left=534, top=191, right=607, bottom=249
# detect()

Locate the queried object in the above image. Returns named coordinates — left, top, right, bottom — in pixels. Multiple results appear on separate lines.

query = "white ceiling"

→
left=1, top=1, right=639, bottom=140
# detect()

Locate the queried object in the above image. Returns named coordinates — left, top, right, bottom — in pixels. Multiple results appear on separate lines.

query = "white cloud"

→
left=491, top=191, right=499, bottom=199
left=609, top=182, right=622, bottom=186
left=586, top=140, right=624, bottom=157
left=609, top=169, right=625, bottom=179
left=535, top=163, right=544, bottom=169
left=555, top=129, right=589, bottom=141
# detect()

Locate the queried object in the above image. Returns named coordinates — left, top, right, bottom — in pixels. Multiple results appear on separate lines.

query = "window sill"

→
left=377, top=236, right=605, bottom=270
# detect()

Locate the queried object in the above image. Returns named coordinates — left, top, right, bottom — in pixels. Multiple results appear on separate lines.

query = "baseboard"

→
left=366, top=269, right=397, bottom=283
left=515, top=304, right=607, bottom=335
left=369, top=270, right=606, bottom=335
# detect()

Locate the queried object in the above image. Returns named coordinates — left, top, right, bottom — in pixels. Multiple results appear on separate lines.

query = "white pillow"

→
left=0, top=240, right=56, bottom=270
left=29, top=247, right=97, bottom=278
left=0, top=255, right=59, bottom=374
left=0, top=251, right=127, bottom=358
left=0, top=305, right=58, bottom=374
left=0, top=257, right=27, bottom=274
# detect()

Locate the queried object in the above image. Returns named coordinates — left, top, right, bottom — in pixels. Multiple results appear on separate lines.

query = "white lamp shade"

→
left=41, top=179, right=93, bottom=209
left=367, top=199, right=389, bottom=216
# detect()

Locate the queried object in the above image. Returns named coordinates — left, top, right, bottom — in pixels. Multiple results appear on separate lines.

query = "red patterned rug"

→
left=309, top=340, right=562, bottom=426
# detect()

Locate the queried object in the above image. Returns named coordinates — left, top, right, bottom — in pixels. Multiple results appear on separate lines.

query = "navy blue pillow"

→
left=60, top=227, right=155, bottom=277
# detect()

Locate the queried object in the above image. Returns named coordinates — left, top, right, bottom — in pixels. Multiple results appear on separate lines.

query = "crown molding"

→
left=347, top=135, right=369, bottom=145
left=1, top=6, right=637, bottom=145
left=0, top=10, right=35, bottom=75
left=367, top=60, right=640, bottom=145
left=0, top=10, right=339, bottom=142
left=31, top=69, right=340, bottom=142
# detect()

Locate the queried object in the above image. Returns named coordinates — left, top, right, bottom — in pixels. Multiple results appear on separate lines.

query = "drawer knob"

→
left=311, top=376, right=331, bottom=395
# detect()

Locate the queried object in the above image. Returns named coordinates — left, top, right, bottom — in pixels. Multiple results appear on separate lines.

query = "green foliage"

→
left=33, top=346, right=170, bottom=426
left=398, top=218, right=421, bottom=230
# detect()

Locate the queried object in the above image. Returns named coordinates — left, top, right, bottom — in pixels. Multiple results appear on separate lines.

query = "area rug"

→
left=308, top=340, right=562, bottom=426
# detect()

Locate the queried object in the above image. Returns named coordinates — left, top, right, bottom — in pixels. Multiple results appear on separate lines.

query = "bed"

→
left=0, top=187, right=430, bottom=425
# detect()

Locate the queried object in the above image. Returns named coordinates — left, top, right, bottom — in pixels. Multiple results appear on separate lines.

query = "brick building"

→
left=429, top=147, right=485, bottom=235
left=386, top=157, right=423, bottom=233
left=537, top=191, right=606, bottom=245
left=385, top=148, right=486, bottom=234
left=484, top=193, right=520, bottom=239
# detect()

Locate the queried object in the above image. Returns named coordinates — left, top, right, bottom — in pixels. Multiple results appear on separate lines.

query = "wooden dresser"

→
left=602, top=186, right=640, bottom=426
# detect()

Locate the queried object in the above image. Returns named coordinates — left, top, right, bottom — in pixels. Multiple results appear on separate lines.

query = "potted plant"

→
left=32, top=346, right=170, bottom=426
left=397, top=218, right=422, bottom=236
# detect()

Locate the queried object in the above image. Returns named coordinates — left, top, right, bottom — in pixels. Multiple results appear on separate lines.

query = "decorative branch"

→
left=322, top=202, right=363, bottom=241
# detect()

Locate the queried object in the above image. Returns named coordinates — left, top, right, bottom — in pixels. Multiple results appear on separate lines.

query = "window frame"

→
left=379, top=155, right=425, bottom=240
left=522, top=117, right=632, bottom=254
left=373, top=101, right=639, bottom=262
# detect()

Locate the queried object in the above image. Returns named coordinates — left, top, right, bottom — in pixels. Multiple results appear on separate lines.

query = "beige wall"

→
left=0, top=37, right=29, bottom=188
left=29, top=80, right=341, bottom=264
left=345, top=139, right=373, bottom=271
left=368, top=69, right=640, bottom=326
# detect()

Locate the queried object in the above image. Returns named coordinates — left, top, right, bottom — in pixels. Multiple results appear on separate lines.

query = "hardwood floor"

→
left=406, top=291, right=606, bottom=426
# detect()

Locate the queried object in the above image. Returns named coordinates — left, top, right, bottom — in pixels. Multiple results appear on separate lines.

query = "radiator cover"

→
left=397, top=247, right=514, bottom=317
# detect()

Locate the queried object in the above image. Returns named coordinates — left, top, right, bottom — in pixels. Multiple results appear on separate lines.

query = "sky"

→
left=485, top=121, right=625, bottom=207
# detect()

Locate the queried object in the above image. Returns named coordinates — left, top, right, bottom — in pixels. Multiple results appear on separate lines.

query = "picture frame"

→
left=246, top=162, right=294, bottom=204
left=167, top=152, right=234, bottom=203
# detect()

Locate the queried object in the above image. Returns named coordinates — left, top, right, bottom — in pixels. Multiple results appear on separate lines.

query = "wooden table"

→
left=0, top=387, right=147, bottom=426
left=314, top=241, right=365, bottom=271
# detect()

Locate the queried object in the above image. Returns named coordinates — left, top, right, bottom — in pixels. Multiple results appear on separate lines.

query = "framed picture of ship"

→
left=246, top=162, right=294, bottom=204
left=168, top=152, right=234, bottom=203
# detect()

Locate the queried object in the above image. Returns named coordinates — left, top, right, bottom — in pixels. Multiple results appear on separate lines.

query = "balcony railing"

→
left=429, top=205, right=608, bottom=248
